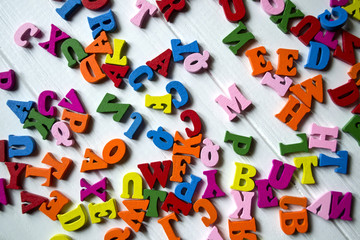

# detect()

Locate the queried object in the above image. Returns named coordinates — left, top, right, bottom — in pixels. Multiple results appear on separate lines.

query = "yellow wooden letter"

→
left=294, top=156, right=318, bottom=184
left=145, top=94, right=172, bottom=114
left=121, top=172, right=144, bottom=199
left=88, top=198, right=118, bottom=224
left=50, top=234, right=72, bottom=240
left=105, top=39, right=127, bottom=65
left=57, top=204, right=88, bottom=232
left=230, top=162, right=257, bottom=191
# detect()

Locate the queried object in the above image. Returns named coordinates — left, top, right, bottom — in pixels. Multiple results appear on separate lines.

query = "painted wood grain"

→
left=0, top=0, right=358, bottom=239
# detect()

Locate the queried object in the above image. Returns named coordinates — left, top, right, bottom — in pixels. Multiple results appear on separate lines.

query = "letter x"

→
left=80, top=177, right=107, bottom=202
left=39, top=24, right=70, bottom=57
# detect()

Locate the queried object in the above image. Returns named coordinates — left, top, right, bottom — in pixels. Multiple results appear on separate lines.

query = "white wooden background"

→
left=0, top=0, right=359, bottom=239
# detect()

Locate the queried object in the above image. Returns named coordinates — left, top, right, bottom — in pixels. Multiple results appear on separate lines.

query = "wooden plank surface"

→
left=0, top=0, right=359, bottom=239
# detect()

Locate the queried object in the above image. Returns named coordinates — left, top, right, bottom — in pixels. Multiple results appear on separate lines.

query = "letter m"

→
left=215, top=83, right=252, bottom=121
